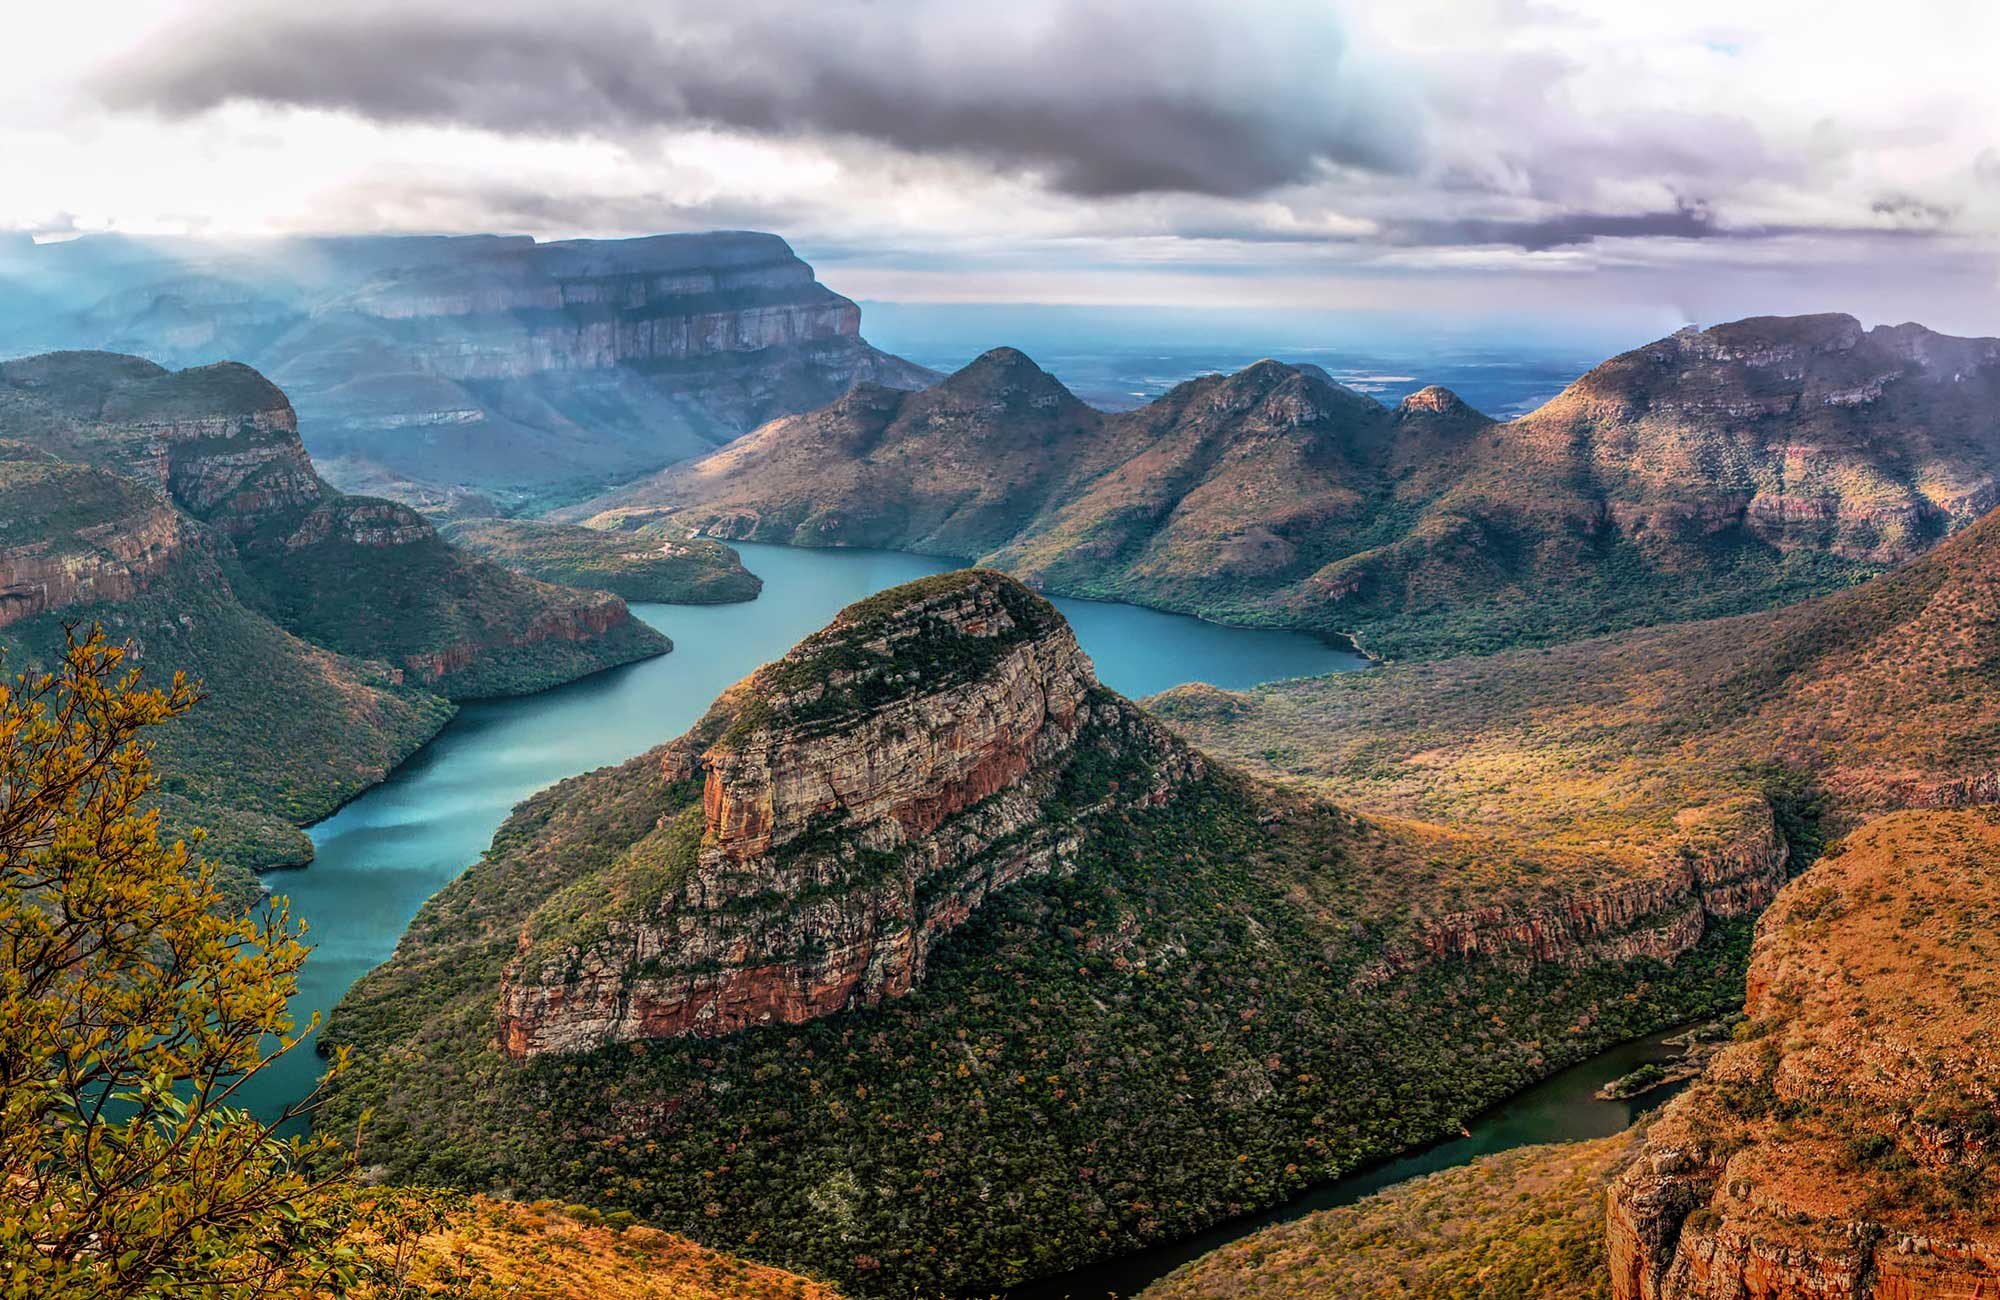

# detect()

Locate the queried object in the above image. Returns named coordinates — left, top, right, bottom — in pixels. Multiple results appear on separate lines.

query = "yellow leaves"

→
left=0, top=625, right=358, bottom=1298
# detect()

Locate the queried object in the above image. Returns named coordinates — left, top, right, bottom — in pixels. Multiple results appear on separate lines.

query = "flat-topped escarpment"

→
left=0, top=350, right=328, bottom=535
left=327, top=569, right=1765, bottom=1299
left=0, top=350, right=666, bottom=872
left=496, top=570, right=1202, bottom=1054
left=1608, top=810, right=2000, bottom=1300
left=7, top=231, right=938, bottom=506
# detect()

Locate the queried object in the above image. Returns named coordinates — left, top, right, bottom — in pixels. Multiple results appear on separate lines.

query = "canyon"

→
left=1608, top=810, right=2000, bottom=1300
left=323, top=570, right=1761, bottom=1299
left=0, top=349, right=668, bottom=871
left=579, top=314, right=2000, bottom=659
left=1, top=231, right=936, bottom=507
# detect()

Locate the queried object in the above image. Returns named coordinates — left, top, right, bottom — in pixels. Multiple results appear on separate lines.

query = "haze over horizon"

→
left=8, top=1, right=2000, bottom=340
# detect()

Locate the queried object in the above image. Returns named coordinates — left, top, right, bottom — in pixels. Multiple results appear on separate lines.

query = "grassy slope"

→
left=1142, top=1133, right=1636, bottom=1300
left=440, top=518, right=762, bottom=604
left=323, top=683, right=1749, bottom=1299
left=382, top=1195, right=846, bottom=1300
left=237, top=503, right=670, bottom=699
left=1151, top=499, right=2000, bottom=891
left=1632, top=809, right=2000, bottom=1257
left=0, top=559, right=452, bottom=869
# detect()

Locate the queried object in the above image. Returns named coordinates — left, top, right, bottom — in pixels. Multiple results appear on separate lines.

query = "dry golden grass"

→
left=389, top=1197, right=844, bottom=1300
left=1638, top=809, right=2000, bottom=1242
left=1142, top=1133, right=1637, bottom=1300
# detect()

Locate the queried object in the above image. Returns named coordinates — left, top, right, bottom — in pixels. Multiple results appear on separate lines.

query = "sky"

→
left=8, top=1, right=2000, bottom=335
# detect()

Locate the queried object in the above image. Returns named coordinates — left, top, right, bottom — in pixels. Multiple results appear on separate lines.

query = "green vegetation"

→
left=0, top=629, right=845, bottom=1300
left=239, top=500, right=671, bottom=700
left=441, top=518, right=763, bottom=604
left=0, top=564, right=454, bottom=879
left=324, top=743, right=1752, bottom=1299
left=1141, top=1133, right=1640, bottom=1300
left=0, top=630, right=361, bottom=1297
left=592, top=316, right=2000, bottom=661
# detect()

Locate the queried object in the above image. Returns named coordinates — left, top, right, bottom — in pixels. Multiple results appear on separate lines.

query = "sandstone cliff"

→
left=9, top=231, right=936, bottom=506
left=0, top=447, right=193, bottom=629
left=496, top=569, right=1203, bottom=1055
left=1608, top=810, right=2000, bottom=1300
left=0, top=350, right=670, bottom=703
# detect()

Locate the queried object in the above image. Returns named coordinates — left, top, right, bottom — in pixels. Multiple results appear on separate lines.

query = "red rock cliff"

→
left=1607, top=810, right=2000, bottom=1300
left=496, top=570, right=1202, bottom=1056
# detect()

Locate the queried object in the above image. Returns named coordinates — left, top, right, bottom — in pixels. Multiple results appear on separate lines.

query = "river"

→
left=249, top=542, right=1681, bottom=1300
left=246, top=542, right=1366, bottom=1122
left=1008, top=1025, right=1695, bottom=1299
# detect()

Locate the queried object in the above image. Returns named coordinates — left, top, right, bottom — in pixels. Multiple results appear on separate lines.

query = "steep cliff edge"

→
left=497, top=570, right=1201, bottom=1054
left=9, top=231, right=937, bottom=507
left=1608, top=810, right=2000, bottom=1300
left=0, top=351, right=665, bottom=871
left=0, top=350, right=669, bottom=703
left=325, top=573, right=1755, bottom=1299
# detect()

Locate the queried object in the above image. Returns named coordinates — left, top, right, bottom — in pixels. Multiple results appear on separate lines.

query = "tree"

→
left=0, top=629, right=362, bottom=1299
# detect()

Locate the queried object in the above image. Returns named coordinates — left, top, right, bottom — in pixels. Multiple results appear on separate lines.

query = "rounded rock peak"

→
left=1397, top=385, right=1470, bottom=416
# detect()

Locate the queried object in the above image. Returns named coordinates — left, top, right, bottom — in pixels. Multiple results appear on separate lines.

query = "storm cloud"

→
left=100, top=0, right=1422, bottom=199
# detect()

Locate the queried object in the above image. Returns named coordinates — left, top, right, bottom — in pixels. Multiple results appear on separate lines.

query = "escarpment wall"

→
left=0, top=504, right=189, bottom=628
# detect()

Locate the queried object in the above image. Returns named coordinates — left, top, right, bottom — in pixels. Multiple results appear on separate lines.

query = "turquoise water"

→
left=252, top=543, right=1365, bottom=1122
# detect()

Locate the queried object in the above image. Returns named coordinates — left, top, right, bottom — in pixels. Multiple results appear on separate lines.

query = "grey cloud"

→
left=99, top=0, right=1422, bottom=199
left=1870, top=193, right=1955, bottom=227
left=1389, top=203, right=1719, bottom=251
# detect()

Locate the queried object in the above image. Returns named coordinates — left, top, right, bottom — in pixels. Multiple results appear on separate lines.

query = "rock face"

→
left=0, top=452, right=193, bottom=629
left=0, top=350, right=669, bottom=702
left=1607, top=810, right=2000, bottom=1300
left=1379, top=802, right=1788, bottom=980
left=9, top=231, right=937, bottom=506
left=578, top=314, right=2000, bottom=660
left=496, top=570, right=1202, bottom=1056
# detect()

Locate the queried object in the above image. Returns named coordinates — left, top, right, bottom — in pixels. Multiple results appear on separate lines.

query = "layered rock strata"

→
left=497, top=570, right=1203, bottom=1056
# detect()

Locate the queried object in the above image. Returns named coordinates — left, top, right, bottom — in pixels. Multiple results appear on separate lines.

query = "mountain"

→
left=1, top=231, right=937, bottom=509
left=1153, top=485, right=2000, bottom=901
left=439, top=518, right=762, bottom=604
left=0, top=351, right=668, bottom=870
left=577, top=315, right=2000, bottom=659
left=1152, top=811, right=2000, bottom=1300
left=322, top=570, right=1757, bottom=1298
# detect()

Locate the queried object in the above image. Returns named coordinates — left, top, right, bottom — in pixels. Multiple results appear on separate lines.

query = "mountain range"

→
left=575, top=313, right=2000, bottom=659
left=0, top=231, right=936, bottom=510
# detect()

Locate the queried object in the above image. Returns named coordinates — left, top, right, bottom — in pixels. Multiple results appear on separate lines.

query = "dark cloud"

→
left=1870, top=192, right=1955, bottom=227
left=1390, top=202, right=1720, bottom=250
left=99, top=0, right=1420, bottom=199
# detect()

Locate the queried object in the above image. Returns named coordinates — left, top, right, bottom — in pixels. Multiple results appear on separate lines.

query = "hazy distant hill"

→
left=0, top=231, right=936, bottom=510
left=579, top=314, right=2000, bottom=658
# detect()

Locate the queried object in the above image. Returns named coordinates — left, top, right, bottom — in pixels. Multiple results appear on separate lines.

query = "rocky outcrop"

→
left=0, top=494, right=189, bottom=628
left=400, top=591, right=634, bottom=685
left=1353, top=800, right=1787, bottom=988
left=6, top=231, right=937, bottom=503
left=281, top=497, right=436, bottom=550
left=1607, top=810, right=2000, bottom=1300
left=496, top=570, right=1203, bottom=1057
